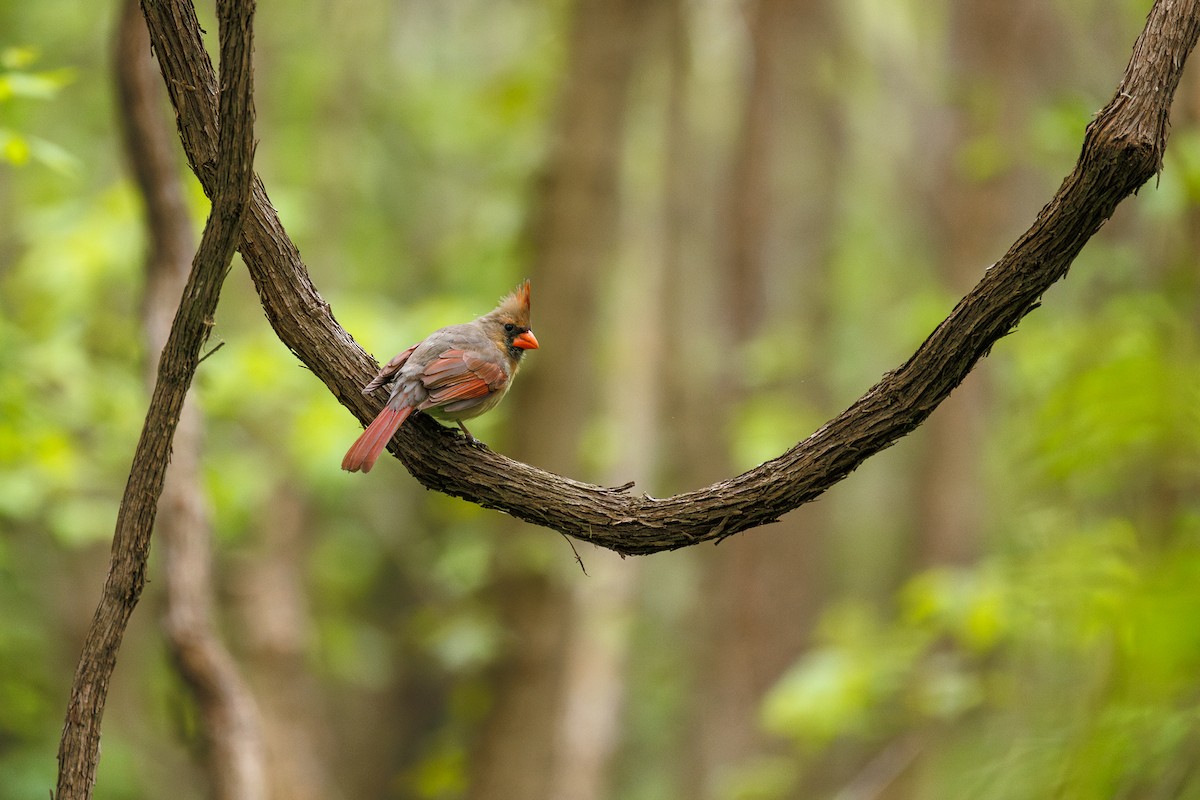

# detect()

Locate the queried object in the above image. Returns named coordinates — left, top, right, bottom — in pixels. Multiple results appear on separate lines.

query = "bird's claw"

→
left=456, top=423, right=486, bottom=449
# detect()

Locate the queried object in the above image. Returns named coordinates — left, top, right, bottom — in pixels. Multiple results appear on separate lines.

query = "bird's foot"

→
left=457, top=422, right=486, bottom=449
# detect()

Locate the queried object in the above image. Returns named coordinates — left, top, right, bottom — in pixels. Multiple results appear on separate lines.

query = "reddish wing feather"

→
left=362, top=344, right=418, bottom=394
left=421, top=350, right=508, bottom=406
left=461, top=353, right=507, bottom=387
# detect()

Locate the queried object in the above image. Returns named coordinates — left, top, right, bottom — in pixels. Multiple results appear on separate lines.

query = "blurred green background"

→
left=3, top=0, right=1200, bottom=798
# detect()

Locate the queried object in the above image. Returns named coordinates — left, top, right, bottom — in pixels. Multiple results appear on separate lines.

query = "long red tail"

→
left=341, top=404, right=415, bottom=473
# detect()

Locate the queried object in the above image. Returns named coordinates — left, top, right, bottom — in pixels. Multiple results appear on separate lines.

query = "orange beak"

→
left=513, top=330, right=540, bottom=350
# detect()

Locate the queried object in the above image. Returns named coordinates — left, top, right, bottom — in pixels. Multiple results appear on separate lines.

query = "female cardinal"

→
left=341, top=280, right=539, bottom=473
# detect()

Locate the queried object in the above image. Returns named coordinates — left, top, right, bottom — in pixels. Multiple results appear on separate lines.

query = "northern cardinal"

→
left=341, top=280, right=539, bottom=473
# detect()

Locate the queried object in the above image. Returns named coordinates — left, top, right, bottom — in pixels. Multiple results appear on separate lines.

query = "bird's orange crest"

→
left=496, top=279, right=532, bottom=325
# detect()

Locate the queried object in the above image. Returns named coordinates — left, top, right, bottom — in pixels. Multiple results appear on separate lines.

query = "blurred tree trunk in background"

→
left=469, top=570, right=571, bottom=800
left=870, top=2, right=1065, bottom=797
left=910, top=0, right=1065, bottom=572
left=684, top=1, right=842, bottom=797
left=657, top=0, right=726, bottom=491
left=466, top=1, right=648, bottom=798
left=115, top=3, right=266, bottom=798
left=541, top=0, right=700, bottom=795
left=232, top=486, right=335, bottom=800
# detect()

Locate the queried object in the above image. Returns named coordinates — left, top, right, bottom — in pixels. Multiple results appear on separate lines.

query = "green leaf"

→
left=0, top=46, right=39, bottom=70
left=0, top=69, right=74, bottom=101
left=27, top=135, right=79, bottom=175
left=761, top=647, right=874, bottom=744
left=0, top=129, right=30, bottom=165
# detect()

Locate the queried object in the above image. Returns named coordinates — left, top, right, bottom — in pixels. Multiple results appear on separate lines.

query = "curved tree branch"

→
left=142, top=0, right=1200, bottom=556
left=55, top=0, right=256, bottom=796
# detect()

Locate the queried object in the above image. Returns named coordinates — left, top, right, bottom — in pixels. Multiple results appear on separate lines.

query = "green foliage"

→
left=762, top=575, right=994, bottom=750
left=754, top=271, right=1200, bottom=796
left=711, top=756, right=799, bottom=800
left=0, top=46, right=77, bottom=172
left=759, top=535, right=1200, bottom=796
left=3, top=0, right=1200, bottom=797
left=1012, top=294, right=1200, bottom=501
left=0, top=182, right=145, bottom=547
left=404, top=734, right=470, bottom=799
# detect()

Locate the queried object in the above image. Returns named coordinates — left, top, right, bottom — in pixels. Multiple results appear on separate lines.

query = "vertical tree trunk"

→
left=913, top=1, right=1066, bottom=567
left=231, top=486, right=336, bottom=800
left=685, top=1, right=843, bottom=797
left=545, top=0, right=671, bottom=781
left=466, top=1, right=647, bottom=798
left=115, top=4, right=266, bottom=799
left=876, top=3, right=1066, bottom=797
left=468, top=571, right=572, bottom=800
left=658, top=0, right=727, bottom=492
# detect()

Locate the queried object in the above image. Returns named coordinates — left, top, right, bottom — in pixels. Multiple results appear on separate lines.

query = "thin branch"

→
left=54, top=0, right=256, bottom=796
left=198, top=338, right=226, bottom=364
left=140, top=0, right=1200, bottom=556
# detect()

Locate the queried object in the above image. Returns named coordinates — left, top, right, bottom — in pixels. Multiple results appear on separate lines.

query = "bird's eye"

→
left=503, top=323, right=516, bottom=334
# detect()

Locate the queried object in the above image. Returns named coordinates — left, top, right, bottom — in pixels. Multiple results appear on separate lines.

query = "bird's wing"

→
left=362, top=344, right=418, bottom=394
left=420, top=349, right=509, bottom=407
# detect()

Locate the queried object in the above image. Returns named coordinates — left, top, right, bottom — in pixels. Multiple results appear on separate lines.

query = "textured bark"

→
left=55, top=0, right=256, bottom=797
left=141, top=0, right=1200, bottom=556
left=115, top=2, right=267, bottom=799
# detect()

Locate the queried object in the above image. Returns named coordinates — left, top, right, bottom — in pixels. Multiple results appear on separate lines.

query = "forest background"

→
left=3, top=0, right=1200, bottom=798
